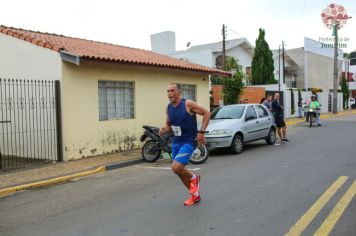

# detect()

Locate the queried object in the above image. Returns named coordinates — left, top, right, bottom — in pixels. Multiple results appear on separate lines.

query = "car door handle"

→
left=256, top=121, right=259, bottom=124
left=268, top=118, right=271, bottom=120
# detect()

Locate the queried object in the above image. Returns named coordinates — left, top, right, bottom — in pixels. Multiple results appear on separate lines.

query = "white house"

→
left=277, top=37, right=344, bottom=92
left=150, top=31, right=254, bottom=78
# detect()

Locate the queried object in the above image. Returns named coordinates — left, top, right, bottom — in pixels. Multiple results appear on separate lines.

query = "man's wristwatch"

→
left=198, top=130, right=205, bottom=134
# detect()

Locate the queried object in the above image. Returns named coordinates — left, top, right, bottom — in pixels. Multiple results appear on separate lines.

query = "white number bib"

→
left=171, top=125, right=182, bottom=136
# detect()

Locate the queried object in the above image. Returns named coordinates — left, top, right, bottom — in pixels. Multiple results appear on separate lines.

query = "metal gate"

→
left=0, top=79, right=62, bottom=171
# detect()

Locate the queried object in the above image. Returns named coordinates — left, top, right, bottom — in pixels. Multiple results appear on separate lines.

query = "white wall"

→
left=304, top=37, right=343, bottom=60
left=223, top=46, right=253, bottom=68
left=150, top=31, right=176, bottom=55
left=285, top=90, right=343, bottom=118
left=0, top=34, right=62, bottom=80
left=171, top=49, right=214, bottom=68
left=0, top=34, right=62, bottom=162
left=250, top=84, right=344, bottom=118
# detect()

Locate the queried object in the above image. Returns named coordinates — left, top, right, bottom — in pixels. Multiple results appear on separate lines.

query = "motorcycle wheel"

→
left=309, top=114, right=313, bottom=127
left=141, top=140, right=161, bottom=162
left=189, top=145, right=209, bottom=164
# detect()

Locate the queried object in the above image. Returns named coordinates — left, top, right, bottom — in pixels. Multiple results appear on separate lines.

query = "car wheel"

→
left=231, top=134, right=243, bottom=154
left=266, top=128, right=276, bottom=145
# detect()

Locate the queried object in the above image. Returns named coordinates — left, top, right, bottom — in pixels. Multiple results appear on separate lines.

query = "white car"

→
left=205, top=104, right=277, bottom=153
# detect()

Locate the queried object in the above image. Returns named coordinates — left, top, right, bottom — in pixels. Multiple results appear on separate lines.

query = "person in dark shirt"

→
left=297, top=98, right=303, bottom=118
left=160, top=83, right=211, bottom=206
left=272, top=92, right=291, bottom=143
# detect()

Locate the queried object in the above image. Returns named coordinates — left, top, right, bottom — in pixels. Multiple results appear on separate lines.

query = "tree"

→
left=341, top=75, right=349, bottom=109
left=251, top=28, right=276, bottom=85
left=222, top=57, right=245, bottom=105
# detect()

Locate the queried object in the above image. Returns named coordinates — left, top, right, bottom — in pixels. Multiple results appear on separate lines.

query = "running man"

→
left=160, top=83, right=211, bottom=206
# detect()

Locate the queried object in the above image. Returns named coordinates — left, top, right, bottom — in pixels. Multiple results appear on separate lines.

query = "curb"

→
left=0, top=166, right=106, bottom=197
left=285, top=111, right=354, bottom=126
left=106, top=159, right=143, bottom=171
left=0, top=158, right=144, bottom=197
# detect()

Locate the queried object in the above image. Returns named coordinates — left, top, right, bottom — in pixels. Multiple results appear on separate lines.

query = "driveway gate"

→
left=0, top=79, right=62, bottom=171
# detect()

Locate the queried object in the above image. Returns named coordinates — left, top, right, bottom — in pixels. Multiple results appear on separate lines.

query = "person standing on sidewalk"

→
left=160, top=83, right=211, bottom=206
left=297, top=98, right=303, bottom=118
left=263, top=94, right=273, bottom=111
left=272, top=92, right=291, bottom=143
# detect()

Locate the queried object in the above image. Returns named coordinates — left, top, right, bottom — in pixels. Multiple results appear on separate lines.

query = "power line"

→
left=299, top=0, right=308, bottom=16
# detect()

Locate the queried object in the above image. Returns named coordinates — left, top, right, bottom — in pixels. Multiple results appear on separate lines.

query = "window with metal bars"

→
left=98, top=81, right=134, bottom=121
left=180, top=84, right=196, bottom=101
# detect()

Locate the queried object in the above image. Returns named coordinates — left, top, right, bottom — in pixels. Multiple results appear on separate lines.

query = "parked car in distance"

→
left=204, top=104, right=276, bottom=154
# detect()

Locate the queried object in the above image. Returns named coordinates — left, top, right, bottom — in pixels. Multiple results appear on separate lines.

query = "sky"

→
left=1, top=0, right=355, bottom=53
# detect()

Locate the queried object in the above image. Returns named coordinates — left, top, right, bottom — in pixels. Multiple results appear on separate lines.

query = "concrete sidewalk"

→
left=0, top=110, right=354, bottom=196
left=0, top=149, right=142, bottom=191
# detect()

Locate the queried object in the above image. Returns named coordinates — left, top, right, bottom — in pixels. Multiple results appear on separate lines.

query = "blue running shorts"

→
left=171, top=142, right=196, bottom=165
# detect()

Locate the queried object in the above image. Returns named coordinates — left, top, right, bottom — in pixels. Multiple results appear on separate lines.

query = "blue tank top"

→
left=168, top=99, right=197, bottom=144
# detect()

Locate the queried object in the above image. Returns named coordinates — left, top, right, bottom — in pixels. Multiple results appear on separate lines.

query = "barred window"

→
left=98, top=81, right=134, bottom=121
left=181, top=84, right=196, bottom=101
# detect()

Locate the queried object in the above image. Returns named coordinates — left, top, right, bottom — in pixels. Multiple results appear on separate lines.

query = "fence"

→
left=0, top=79, right=62, bottom=170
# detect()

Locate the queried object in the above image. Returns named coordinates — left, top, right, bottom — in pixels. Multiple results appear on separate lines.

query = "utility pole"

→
left=278, top=45, right=281, bottom=92
left=282, top=41, right=286, bottom=84
left=332, top=23, right=339, bottom=114
left=222, top=24, right=226, bottom=70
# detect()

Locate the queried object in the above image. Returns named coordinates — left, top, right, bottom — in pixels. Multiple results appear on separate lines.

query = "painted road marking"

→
left=285, top=176, right=348, bottom=236
left=135, top=166, right=201, bottom=171
left=314, top=180, right=356, bottom=236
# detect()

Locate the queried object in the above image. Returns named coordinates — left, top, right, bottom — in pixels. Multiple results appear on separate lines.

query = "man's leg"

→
left=277, top=127, right=283, bottom=140
left=171, top=161, right=192, bottom=190
left=277, top=126, right=285, bottom=143
left=171, top=143, right=201, bottom=206
left=282, top=126, right=287, bottom=139
left=317, top=112, right=321, bottom=125
left=282, top=123, right=291, bottom=142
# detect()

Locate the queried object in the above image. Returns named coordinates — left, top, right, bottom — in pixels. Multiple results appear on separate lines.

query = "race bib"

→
left=171, top=125, right=182, bottom=136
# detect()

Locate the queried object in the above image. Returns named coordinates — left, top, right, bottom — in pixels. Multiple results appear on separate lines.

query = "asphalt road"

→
left=1, top=114, right=355, bottom=236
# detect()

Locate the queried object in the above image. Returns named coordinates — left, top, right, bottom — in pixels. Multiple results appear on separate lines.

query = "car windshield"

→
left=211, top=106, right=245, bottom=120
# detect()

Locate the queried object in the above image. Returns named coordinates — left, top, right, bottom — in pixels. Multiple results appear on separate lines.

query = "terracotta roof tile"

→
left=0, top=25, right=230, bottom=76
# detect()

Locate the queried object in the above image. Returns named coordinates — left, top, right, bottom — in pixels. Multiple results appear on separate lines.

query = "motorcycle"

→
left=304, top=107, right=320, bottom=127
left=140, top=125, right=209, bottom=164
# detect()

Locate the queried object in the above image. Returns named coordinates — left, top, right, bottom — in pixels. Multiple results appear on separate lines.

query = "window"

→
left=350, top=59, right=356, bottom=66
left=245, top=105, right=257, bottom=120
left=98, top=81, right=134, bottom=121
left=181, top=84, right=196, bottom=101
left=256, top=105, right=269, bottom=118
left=211, top=106, right=245, bottom=119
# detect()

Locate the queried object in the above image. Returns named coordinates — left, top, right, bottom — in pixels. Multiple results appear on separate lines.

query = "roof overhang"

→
left=60, top=50, right=80, bottom=65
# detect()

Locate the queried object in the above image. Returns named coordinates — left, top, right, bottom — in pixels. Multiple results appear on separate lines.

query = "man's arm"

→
left=186, top=100, right=211, bottom=144
left=159, top=107, right=172, bottom=135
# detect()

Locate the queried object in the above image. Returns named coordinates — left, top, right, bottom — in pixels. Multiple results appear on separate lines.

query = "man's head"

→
left=274, top=92, right=280, bottom=101
left=243, top=99, right=248, bottom=104
left=267, top=94, right=272, bottom=101
left=311, top=95, right=316, bottom=101
left=167, top=83, right=182, bottom=103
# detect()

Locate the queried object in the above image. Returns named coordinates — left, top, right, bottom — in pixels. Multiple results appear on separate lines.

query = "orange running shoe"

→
left=184, top=194, right=201, bottom=206
left=189, top=174, right=200, bottom=195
